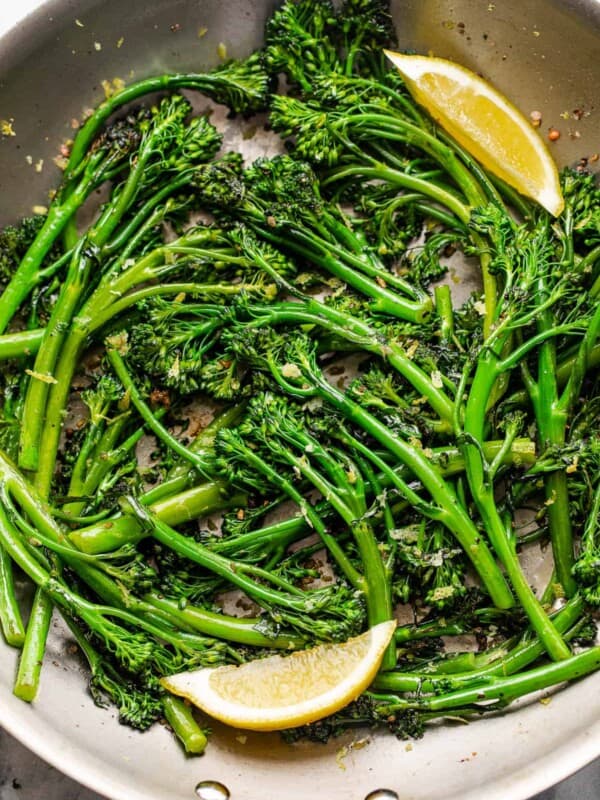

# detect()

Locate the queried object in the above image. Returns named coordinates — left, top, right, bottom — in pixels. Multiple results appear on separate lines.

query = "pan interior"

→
left=0, top=2, right=598, bottom=799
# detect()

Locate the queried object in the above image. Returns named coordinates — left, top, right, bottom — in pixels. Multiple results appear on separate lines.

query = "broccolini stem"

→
left=376, top=595, right=584, bottom=693
left=379, top=646, right=600, bottom=713
left=101, top=175, right=190, bottom=258
left=0, top=463, right=302, bottom=650
left=70, top=480, right=242, bottom=553
left=64, top=71, right=268, bottom=178
left=322, top=164, right=471, bottom=224
left=310, top=206, right=429, bottom=305
left=142, top=404, right=247, bottom=505
left=12, top=586, right=53, bottom=701
left=0, top=150, right=114, bottom=334
left=255, top=225, right=432, bottom=323
left=215, top=433, right=363, bottom=589
left=19, top=242, right=232, bottom=501
left=0, top=543, right=25, bottom=647
left=0, top=508, right=220, bottom=660
left=265, top=431, right=393, bottom=637
left=292, top=363, right=514, bottom=608
left=89, top=282, right=252, bottom=334
left=24, top=325, right=87, bottom=497
left=241, top=300, right=454, bottom=425
left=127, top=497, right=337, bottom=614
left=145, top=594, right=303, bottom=649
left=106, top=347, right=212, bottom=477
left=18, top=242, right=93, bottom=474
left=18, top=129, right=168, bottom=475
left=523, top=260, right=600, bottom=596
left=334, top=112, right=488, bottom=207
left=63, top=413, right=138, bottom=519
left=352, top=519, right=394, bottom=648
left=462, top=348, right=571, bottom=660
left=434, top=285, right=455, bottom=344
left=210, top=515, right=310, bottom=559
left=162, top=695, right=208, bottom=755
left=0, top=329, right=44, bottom=361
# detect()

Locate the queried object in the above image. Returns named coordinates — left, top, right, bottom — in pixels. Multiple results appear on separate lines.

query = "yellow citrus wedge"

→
left=384, top=49, right=564, bottom=216
left=161, top=620, right=396, bottom=731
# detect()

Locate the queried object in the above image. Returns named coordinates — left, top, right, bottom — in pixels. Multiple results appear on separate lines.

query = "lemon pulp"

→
left=161, top=619, right=396, bottom=731
left=384, top=50, right=564, bottom=216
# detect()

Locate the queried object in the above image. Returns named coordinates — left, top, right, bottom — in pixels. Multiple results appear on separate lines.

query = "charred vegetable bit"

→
left=0, top=0, right=598, bottom=752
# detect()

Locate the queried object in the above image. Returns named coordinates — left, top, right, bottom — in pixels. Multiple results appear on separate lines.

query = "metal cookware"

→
left=0, top=2, right=598, bottom=798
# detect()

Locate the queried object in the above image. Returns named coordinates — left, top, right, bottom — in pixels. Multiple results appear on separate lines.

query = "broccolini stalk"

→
left=462, top=356, right=572, bottom=661
left=70, top=480, right=242, bottom=553
left=460, top=214, right=597, bottom=658
left=521, top=201, right=600, bottom=596
left=0, top=543, right=25, bottom=647
left=69, top=403, right=250, bottom=553
left=434, top=285, right=455, bottom=344
left=0, top=501, right=238, bottom=672
left=231, top=329, right=513, bottom=608
left=243, top=301, right=454, bottom=425
left=61, top=376, right=129, bottom=517
left=0, top=453, right=303, bottom=651
left=232, top=229, right=454, bottom=425
left=127, top=496, right=364, bottom=639
left=19, top=97, right=222, bottom=477
left=106, top=347, right=212, bottom=477
left=0, top=121, right=142, bottom=334
left=0, top=329, right=44, bottom=361
left=374, top=645, right=600, bottom=715
left=142, top=403, right=247, bottom=505
left=63, top=53, right=274, bottom=178
left=194, top=157, right=433, bottom=323
left=12, top=586, right=52, bottom=701
left=234, top=392, right=394, bottom=666
left=21, top=227, right=257, bottom=505
left=162, top=695, right=208, bottom=755
left=375, top=594, right=584, bottom=693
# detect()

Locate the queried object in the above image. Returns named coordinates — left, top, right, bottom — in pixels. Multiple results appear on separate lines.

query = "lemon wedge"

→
left=161, top=620, right=396, bottom=732
left=384, top=49, right=564, bottom=216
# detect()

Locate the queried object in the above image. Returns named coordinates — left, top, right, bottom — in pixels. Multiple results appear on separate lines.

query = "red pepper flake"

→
left=548, top=128, right=560, bottom=142
left=149, top=388, right=171, bottom=409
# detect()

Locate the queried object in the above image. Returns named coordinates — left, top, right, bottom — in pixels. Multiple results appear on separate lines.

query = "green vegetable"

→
left=0, top=0, right=598, bottom=754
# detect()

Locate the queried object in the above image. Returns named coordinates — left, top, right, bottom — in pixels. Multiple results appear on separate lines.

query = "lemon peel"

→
left=384, top=50, right=564, bottom=216
left=161, top=620, right=396, bottom=731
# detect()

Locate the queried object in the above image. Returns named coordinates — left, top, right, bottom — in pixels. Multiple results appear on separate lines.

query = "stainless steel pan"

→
left=0, top=2, right=599, bottom=799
